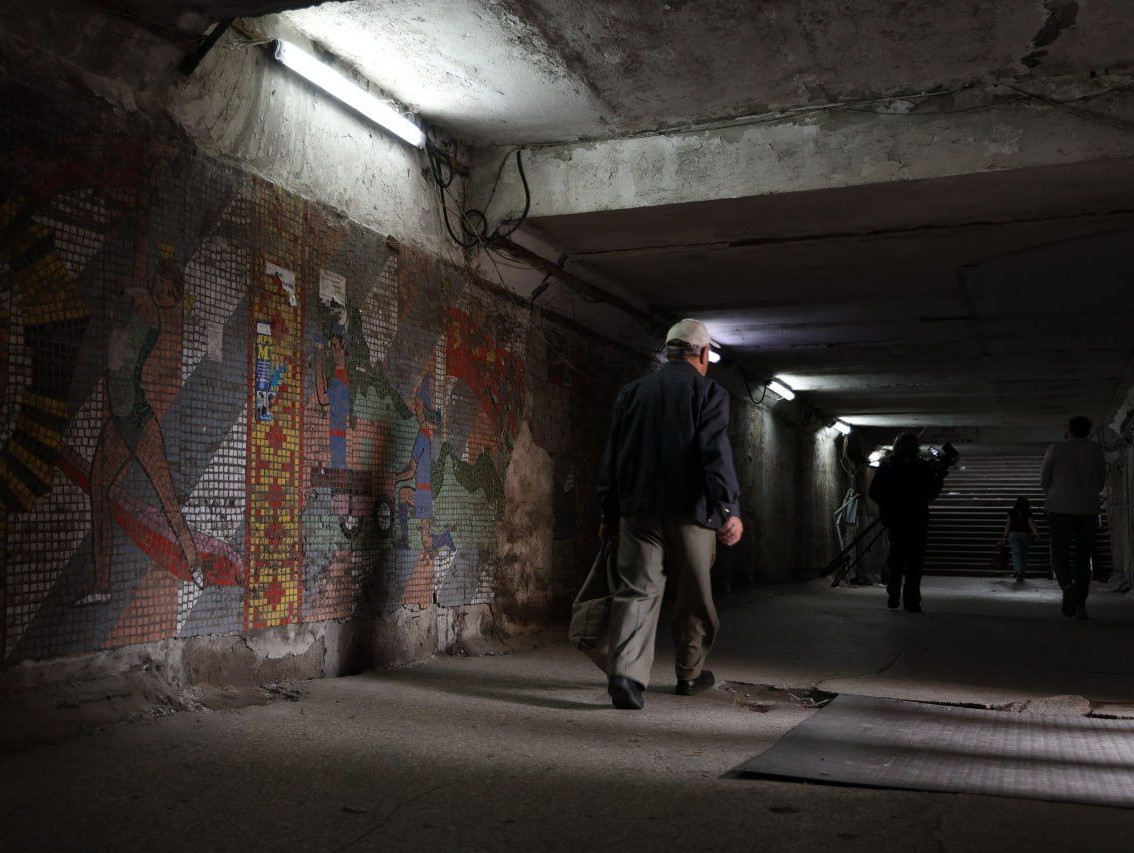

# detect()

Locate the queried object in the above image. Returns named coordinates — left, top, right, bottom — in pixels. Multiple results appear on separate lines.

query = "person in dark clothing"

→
left=596, top=318, right=743, bottom=710
left=868, top=432, right=945, bottom=612
left=1002, top=496, right=1040, bottom=582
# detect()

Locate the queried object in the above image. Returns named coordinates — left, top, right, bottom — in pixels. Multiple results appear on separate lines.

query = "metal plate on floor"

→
left=738, top=694, right=1134, bottom=808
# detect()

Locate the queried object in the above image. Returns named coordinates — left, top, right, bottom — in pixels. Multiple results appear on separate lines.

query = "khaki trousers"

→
left=607, top=513, right=718, bottom=688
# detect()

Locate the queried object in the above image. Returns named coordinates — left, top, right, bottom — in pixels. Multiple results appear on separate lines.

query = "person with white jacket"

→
left=1041, top=416, right=1107, bottom=619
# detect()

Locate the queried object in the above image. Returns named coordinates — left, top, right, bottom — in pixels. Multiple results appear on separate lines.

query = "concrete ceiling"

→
left=273, top=0, right=1134, bottom=144
left=38, top=0, right=1130, bottom=450
left=267, top=0, right=1134, bottom=445
left=527, top=158, right=1134, bottom=441
left=278, top=0, right=603, bottom=144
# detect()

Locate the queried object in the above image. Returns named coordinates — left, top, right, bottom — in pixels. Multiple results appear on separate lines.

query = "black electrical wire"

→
left=831, top=81, right=1134, bottom=122
left=428, top=145, right=478, bottom=250
left=481, top=148, right=519, bottom=214
left=530, top=273, right=555, bottom=303
left=437, top=192, right=478, bottom=249
left=493, top=150, right=530, bottom=239
left=733, top=362, right=844, bottom=440
left=426, top=145, right=666, bottom=345
left=735, top=367, right=768, bottom=406
left=994, top=82, right=1134, bottom=134
left=428, top=146, right=531, bottom=250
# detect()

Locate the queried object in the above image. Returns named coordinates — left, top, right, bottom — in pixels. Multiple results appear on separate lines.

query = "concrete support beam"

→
left=471, top=83, right=1134, bottom=223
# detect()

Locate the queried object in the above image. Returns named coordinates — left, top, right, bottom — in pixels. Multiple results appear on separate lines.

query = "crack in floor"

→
left=719, top=675, right=1134, bottom=721
left=814, top=649, right=904, bottom=692
left=333, top=782, right=456, bottom=850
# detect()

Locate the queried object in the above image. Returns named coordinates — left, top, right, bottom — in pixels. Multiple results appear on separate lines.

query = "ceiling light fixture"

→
left=833, top=420, right=852, bottom=436
left=767, top=379, right=795, bottom=401
left=708, top=350, right=721, bottom=364
left=273, top=40, right=426, bottom=149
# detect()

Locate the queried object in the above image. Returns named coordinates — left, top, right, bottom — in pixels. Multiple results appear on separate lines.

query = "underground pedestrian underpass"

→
left=2, top=1, right=1134, bottom=849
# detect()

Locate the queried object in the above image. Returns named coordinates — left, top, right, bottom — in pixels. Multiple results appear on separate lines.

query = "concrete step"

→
left=923, top=454, right=1113, bottom=578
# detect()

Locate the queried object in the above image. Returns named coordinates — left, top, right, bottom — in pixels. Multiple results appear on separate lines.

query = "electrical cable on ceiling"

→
left=480, top=246, right=586, bottom=377
left=730, top=361, right=845, bottom=436
left=481, top=148, right=519, bottom=212
left=493, top=150, right=530, bottom=238
left=830, top=81, right=1134, bottom=124
left=480, top=248, right=533, bottom=271
left=529, top=273, right=555, bottom=304
left=511, top=79, right=1134, bottom=151
left=838, top=429, right=872, bottom=479
left=735, top=366, right=768, bottom=406
left=429, top=153, right=867, bottom=436
left=994, top=82, right=1134, bottom=134
left=428, top=144, right=530, bottom=250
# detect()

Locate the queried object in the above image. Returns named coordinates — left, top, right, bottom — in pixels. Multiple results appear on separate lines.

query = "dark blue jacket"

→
left=597, top=360, right=741, bottom=529
left=868, top=456, right=944, bottom=529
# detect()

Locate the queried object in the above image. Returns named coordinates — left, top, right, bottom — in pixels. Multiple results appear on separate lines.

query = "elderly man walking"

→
left=596, top=319, right=744, bottom=710
left=1042, top=416, right=1107, bottom=619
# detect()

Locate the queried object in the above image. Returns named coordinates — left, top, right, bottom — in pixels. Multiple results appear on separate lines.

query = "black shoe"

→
left=1061, top=584, right=1076, bottom=618
left=1075, top=605, right=1090, bottom=620
left=609, top=676, right=645, bottom=710
left=887, top=593, right=900, bottom=610
left=676, top=670, right=715, bottom=696
left=905, top=604, right=922, bottom=613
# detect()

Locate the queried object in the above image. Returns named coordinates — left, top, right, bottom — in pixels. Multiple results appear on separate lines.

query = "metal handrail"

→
left=825, top=516, right=883, bottom=588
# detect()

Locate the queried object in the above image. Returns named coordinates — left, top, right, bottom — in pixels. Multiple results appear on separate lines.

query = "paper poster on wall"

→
left=319, top=269, right=346, bottom=307
left=254, top=320, right=285, bottom=422
left=266, top=261, right=297, bottom=307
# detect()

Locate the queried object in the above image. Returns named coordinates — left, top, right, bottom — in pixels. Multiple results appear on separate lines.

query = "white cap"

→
left=665, top=318, right=719, bottom=352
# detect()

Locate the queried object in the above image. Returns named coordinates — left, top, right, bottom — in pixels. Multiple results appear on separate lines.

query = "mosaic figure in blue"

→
left=393, top=376, right=454, bottom=553
left=315, top=325, right=350, bottom=470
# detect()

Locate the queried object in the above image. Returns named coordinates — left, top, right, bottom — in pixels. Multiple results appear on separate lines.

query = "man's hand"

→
left=598, top=523, right=619, bottom=544
left=717, top=516, right=744, bottom=546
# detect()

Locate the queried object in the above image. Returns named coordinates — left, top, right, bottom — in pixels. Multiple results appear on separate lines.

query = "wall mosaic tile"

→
left=0, top=82, right=647, bottom=664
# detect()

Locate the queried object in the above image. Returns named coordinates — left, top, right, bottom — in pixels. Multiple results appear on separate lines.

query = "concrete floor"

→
left=4, top=576, right=1134, bottom=851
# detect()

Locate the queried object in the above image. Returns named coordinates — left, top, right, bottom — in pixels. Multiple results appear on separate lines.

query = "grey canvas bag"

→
left=568, top=541, right=617, bottom=670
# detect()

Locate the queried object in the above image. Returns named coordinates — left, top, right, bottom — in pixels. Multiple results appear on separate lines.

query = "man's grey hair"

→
left=666, top=339, right=700, bottom=360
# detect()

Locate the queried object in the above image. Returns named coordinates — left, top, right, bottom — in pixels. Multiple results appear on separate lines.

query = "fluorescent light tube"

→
left=274, top=40, right=426, bottom=149
left=768, top=379, right=795, bottom=401
left=833, top=420, right=852, bottom=436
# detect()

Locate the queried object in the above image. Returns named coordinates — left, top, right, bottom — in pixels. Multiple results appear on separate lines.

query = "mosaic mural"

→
left=0, top=85, right=534, bottom=663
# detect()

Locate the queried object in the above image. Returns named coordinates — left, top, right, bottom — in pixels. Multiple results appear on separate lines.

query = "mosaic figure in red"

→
left=75, top=215, right=201, bottom=605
